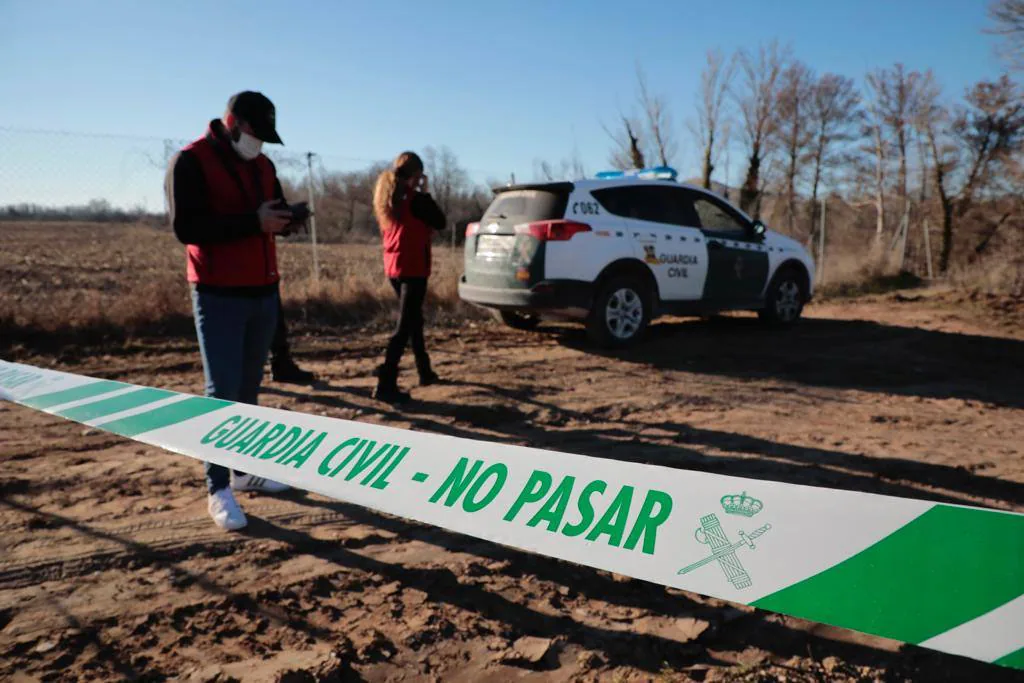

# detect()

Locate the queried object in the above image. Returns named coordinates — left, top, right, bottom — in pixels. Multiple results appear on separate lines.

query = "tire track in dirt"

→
left=2, top=292, right=1023, bottom=681
left=0, top=512, right=376, bottom=587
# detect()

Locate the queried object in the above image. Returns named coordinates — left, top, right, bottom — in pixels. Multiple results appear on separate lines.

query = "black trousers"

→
left=270, top=289, right=288, bottom=361
left=381, top=277, right=430, bottom=376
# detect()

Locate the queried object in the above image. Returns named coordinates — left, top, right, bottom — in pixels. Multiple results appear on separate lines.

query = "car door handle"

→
left=708, top=241, right=723, bottom=250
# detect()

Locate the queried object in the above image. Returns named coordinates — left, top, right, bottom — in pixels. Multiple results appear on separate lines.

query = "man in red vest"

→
left=166, top=91, right=297, bottom=531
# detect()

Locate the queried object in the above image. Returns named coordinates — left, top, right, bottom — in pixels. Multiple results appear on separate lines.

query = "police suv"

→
left=458, top=167, right=816, bottom=348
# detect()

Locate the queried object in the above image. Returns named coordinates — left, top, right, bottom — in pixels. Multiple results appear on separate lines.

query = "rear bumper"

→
left=458, top=277, right=593, bottom=312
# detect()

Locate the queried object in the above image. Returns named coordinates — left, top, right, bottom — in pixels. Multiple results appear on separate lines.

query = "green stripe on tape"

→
left=995, top=646, right=1024, bottom=670
left=56, top=387, right=176, bottom=422
left=22, top=380, right=127, bottom=409
left=100, top=396, right=229, bottom=438
left=753, top=505, right=1024, bottom=645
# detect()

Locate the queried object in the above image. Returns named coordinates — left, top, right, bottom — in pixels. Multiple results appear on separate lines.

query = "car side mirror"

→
left=751, top=220, right=766, bottom=238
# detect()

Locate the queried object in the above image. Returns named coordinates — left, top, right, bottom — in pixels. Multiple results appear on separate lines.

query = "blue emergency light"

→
left=595, top=166, right=678, bottom=181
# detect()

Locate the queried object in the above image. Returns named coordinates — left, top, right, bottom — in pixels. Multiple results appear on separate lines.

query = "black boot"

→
left=272, top=354, right=316, bottom=384
left=416, top=357, right=441, bottom=386
left=372, top=365, right=410, bottom=404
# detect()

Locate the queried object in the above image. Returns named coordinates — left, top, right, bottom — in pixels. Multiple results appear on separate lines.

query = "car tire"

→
left=759, top=267, right=805, bottom=326
left=493, top=309, right=542, bottom=331
left=586, top=276, right=651, bottom=348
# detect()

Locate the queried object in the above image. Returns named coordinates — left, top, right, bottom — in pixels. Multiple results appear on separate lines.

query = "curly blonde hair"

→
left=373, top=151, right=424, bottom=228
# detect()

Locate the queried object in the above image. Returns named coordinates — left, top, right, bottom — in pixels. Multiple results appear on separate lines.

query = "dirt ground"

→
left=1, top=289, right=1023, bottom=682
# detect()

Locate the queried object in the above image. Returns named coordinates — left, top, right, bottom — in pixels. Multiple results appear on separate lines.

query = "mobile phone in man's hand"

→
left=288, top=201, right=310, bottom=225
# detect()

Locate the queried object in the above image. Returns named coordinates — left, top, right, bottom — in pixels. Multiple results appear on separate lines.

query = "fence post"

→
left=817, top=197, right=826, bottom=286
left=922, top=218, right=934, bottom=279
left=305, top=152, right=320, bottom=287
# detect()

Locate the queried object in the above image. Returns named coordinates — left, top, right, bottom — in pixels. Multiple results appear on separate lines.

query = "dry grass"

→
left=0, top=222, right=485, bottom=350
left=3, top=220, right=1019, bottom=350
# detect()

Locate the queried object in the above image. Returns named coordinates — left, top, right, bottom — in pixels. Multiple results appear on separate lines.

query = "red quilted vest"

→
left=381, top=195, right=432, bottom=279
left=183, top=127, right=279, bottom=287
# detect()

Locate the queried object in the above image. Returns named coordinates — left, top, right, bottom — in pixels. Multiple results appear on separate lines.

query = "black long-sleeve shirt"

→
left=409, top=192, right=446, bottom=231
left=165, top=149, right=285, bottom=246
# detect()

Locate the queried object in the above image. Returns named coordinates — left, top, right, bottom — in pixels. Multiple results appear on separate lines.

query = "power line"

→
left=0, top=125, right=186, bottom=144
left=0, top=125, right=509, bottom=180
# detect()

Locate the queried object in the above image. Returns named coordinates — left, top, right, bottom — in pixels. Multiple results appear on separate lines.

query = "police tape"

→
left=1, top=359, right=1022, bottom=671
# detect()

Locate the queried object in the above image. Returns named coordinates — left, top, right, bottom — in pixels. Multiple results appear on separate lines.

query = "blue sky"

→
left=0, top=0, right=1007, bottom=208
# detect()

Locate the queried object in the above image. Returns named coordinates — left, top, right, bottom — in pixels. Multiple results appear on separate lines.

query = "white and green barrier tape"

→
left=1, top=359, right=1022, bottom=671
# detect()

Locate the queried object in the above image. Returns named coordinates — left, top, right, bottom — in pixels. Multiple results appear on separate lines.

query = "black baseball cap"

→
left=227, top=91, right=283, bottom=144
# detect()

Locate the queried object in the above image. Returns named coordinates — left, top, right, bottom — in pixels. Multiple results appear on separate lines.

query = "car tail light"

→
left=465, top=222, right=480, bottom=238
left=514, top=220, right=591, bottom=242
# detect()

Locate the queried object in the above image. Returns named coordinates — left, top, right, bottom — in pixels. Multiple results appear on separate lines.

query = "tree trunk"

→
left=927, top=130, right=954, bottom=274
left=740, top=147, right=761, bottom=217
left=345, top=196, right=355, bottom=235
left=917, top=134, right=929, bottom=203
left=971, top=211, right=1012, bottom=260
left=785, top=145, right=798, bottom=235
left=701, top=130, right=715, bottom=190
left=897, top=128, right=908, bottom=202
left=808, top=155, right=822, bottom=248
left=873, top=122, right=886, bottom=244
left=939, top=194, right=953, bottom=273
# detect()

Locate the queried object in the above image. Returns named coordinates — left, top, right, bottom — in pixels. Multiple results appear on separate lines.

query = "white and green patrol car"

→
left=458, top=167, right=816, bottom=348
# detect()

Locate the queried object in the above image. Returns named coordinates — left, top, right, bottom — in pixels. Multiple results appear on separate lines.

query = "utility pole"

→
left=306, top=152, right=320, bottom=287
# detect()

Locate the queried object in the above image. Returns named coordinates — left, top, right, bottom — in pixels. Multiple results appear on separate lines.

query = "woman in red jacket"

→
left=372, top=151, right=446, bottom=404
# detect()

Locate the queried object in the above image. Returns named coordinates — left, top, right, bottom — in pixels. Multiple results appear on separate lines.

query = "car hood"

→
left=765, top=231, right=807, bottom=255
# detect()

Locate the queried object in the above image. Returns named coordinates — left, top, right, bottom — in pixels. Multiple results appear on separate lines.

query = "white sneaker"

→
left=208, top=488, right=247, bottom=531
left=231, top=472, right=290, bottom=494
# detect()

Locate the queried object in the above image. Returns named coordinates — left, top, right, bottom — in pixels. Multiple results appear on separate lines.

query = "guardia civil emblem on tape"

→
left=676, top=492, right=772, bottom=589
left=1, top=359, right=1022, bottom=671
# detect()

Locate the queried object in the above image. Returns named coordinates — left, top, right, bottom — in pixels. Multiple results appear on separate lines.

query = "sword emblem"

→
left=677, top=513, right=772, bottom=589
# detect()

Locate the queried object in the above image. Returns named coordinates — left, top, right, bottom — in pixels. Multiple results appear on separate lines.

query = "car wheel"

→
left=759, top=268, right=805, bottom=326
left=586, top=277, right=651, bottom=348
left=494, top=309, right=541, bottom=331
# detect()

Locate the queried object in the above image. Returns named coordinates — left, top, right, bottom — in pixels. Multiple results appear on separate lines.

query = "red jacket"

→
left=381, top=193, right=445, bottom=279
left=167, top=120, right=281, bottom=290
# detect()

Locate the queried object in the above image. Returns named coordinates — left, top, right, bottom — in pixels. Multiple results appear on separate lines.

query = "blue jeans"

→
left=191, top=286, right=279, bottom=493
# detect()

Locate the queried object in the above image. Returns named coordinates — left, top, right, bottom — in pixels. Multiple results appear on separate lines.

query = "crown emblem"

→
left=720, top=491, right=763, bottom=517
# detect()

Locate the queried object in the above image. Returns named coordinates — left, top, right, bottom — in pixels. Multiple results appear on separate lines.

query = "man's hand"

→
left=258, top=200, right=292, bottom=234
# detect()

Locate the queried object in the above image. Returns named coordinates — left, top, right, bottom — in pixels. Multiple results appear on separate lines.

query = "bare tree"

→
left=735, top=41, right=789, bottom=217
left=866, top=64, right=925, bottom=205
left=915, top=126, right=930, bottom=203
left=917, top=73, right=1024, bottom=271
left=422, top=145, right=468, bottom=223
left=720, top=119, right=733, bottom=199
left=916, top=74, right=959, bottom=274
left=775, top=61, right=816, bottom=234
left=570, top=143, right=587, bottom=179
left=954, top=75, right=1024, bottom=208
left=986, top=0, right=1024, bottom=70
left=532, top=158, right=572, bottom=182
left=604, top=116, right=647, bottom=170
left=862, top=75, right=890, bottom=241
left=533, top=148, right=586, bottom=182
left=635, top=65, right=676, bottom=167
left=807, top=73, right=861, bottom=240
left=691, top=49, right=736, bottom=190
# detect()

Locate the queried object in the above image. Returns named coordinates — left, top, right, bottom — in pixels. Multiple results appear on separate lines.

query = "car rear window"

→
left=483, top=189, right=568, bottom=222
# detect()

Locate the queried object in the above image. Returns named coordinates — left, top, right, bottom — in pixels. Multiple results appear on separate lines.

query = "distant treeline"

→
left=1, top=200, right=165, bottom=224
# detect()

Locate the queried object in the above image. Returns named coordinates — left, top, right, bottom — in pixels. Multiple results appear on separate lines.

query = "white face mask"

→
left=231, top=130, right=263, bottom=160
